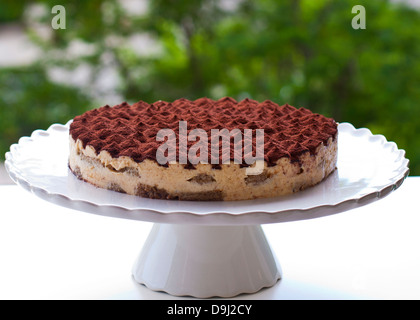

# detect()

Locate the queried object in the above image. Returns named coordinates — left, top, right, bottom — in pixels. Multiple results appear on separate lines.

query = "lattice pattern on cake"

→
left=70, top=97, right=337, bottom=167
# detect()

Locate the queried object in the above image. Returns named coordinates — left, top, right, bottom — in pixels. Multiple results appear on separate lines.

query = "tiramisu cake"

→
left=69, top=97, right=337, bottom=201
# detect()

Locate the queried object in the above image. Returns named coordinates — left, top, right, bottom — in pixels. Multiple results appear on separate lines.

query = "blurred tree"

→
left=0, top=0, right=29, bottom=23
left=0, top=66, right=92, bottom=155
left=0, top=0, right=419, bottom=174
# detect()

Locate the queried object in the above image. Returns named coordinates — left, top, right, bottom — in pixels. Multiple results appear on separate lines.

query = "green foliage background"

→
left=1, top=0, right=419, bottom=174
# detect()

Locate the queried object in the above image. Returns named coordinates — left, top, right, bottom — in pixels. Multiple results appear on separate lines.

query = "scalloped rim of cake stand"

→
left=4, top=121, right=409, bottom=226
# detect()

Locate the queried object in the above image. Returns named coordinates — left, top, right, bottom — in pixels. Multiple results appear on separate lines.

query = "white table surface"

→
left=0, top=176, right=419, bottom=300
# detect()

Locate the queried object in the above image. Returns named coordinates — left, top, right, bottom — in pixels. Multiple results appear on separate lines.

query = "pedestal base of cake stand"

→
left=131, top=224, right=281, bottom=298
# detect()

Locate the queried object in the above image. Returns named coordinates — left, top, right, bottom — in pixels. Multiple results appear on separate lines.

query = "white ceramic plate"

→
left=5, top=121, right=409, bottom=225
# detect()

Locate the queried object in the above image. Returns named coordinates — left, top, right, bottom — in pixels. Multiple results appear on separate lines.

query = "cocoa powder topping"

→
left=70, top=97, right=337, bottom=167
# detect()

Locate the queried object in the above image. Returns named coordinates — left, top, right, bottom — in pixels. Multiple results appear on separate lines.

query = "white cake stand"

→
left=5, top=122, right=409, bottom=298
